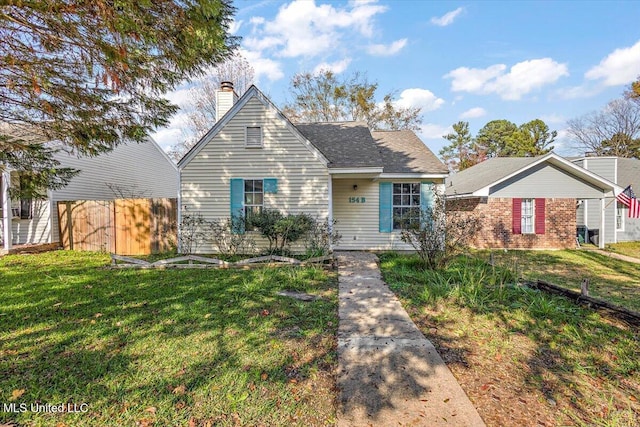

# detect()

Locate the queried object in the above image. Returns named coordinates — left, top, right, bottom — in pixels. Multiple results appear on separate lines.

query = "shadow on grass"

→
left=0, top=251, right=338, bottom=426
left=379, top=252, right=640, bottom=426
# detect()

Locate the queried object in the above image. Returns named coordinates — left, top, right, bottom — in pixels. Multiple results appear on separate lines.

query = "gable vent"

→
left=246, top=126, right=263, bottom=148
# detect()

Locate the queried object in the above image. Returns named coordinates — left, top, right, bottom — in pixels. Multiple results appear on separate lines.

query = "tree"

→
left=440, top=118, right=555, bottom=171
left=625, top=76, right=640, bottom=100
left=168, top=53, right=255, bottom=161
left=439, top=121, right=486, bottom=171
left=1, top=1, right=238, bottom=194
left=567, top=98, right=640, bottom=157
left=282, top=70, right=422, bottom=130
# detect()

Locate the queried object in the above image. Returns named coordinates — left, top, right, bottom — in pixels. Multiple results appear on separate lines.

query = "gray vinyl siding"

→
left=49, top=139, right=178, bottom=242
left=618, top=216, right=640, bottom=241
left=180, top=96, right=329, bottom=253
left=332, top=179, right=444, bottom=251
left=582, top=157, right=616, bottom=181
left=583, top=198, right=617, bottom=245
left=489, top=163, right=606, bottom=199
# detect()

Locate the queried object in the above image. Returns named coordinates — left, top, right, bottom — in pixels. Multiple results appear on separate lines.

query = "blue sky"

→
left=152, top=0, right=640, bottom=158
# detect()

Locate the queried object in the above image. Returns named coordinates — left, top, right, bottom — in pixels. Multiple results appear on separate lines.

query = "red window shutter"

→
left=535, top=198, right=546, bottom=234
left=512, top=198, right=522, bottom=234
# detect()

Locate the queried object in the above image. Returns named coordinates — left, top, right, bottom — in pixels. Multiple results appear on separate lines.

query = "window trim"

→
left=245, top=126, right=263, bottom=148
left=616, top=201, right=625, bottom=232
left=521, top=198, right=535, bottom=234
left=392, top=182, right=421, bottom=230
left=243, top=179, right=264, bottom=229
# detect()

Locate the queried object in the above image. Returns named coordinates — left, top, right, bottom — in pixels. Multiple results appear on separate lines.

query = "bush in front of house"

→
left=247, top=209, right=314, bottom=255
left=399, top=192, right=482, bottom=269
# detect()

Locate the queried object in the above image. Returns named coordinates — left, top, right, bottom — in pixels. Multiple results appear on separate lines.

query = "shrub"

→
left=305, top=218, right=342, bottom=257
left=247, top=209, right=314, bottom=254
left=399, top=192, right=481, bottom=269
left=178, top=213, right=209, bottom=254
left=208, top=217, right=256, bottom=257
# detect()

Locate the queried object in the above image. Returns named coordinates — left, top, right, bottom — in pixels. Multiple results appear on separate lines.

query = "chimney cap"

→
left=220, top=81, right=234, bottom=91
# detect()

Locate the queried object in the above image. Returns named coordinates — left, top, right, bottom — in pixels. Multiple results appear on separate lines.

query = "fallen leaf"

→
left=443, top=398, right=450, bottom=403
left=145, top=406, right=156, bottom=414
left=53, top=302, right=62, bottom=307
left=174, top=401, right=186, bottom=410
left=261, top=372, right=268, bottom=381
left=260, top=309, right=270, bottom=316
left=188, top=418, right=197, bottom=427
left=494, top=353, right=502, bottom=362
left=204, top=313, right=211, bottom=319
left=289, top=378, right=298, bottom=384
left=94, top=313, right=103, bottom=318
left=630, top=395, right=638, bottom=402
left=172, top=385, right=186, bottom=395
left=480, top=383, right=491, bottom=391
left=137, top=418, right=154, bottom=427
left=10, top=389, right=25, bottom=401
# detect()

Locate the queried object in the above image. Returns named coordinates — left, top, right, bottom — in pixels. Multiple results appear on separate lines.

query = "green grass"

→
left=379, top=252, right=640, bottom=426
left=606, top=242, right=640, bottom=260
left=475, top=249, right=640, bottom=312
left=0, top=251, right=337, bottom=426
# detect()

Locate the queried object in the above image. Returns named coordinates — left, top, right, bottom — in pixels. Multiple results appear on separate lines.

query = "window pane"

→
left=245, top=180, right=253, bottom=192
left=411, top=195, right=420, bottom=206
left=244, top=193, right=253, bottom=204
left=393, top=195, right=401, bottom=205
left=411, top=183, right=420, bottom=194
left=393, top=183, right=401, bottom=193
left=402, top=195, right=410, bottom=206
left=393, top=207, right=402, bottom=218
left=254, top=193, right=263, bottom=205
left=254, top=180, right=263, bottom=192
left=402, top=183, right=410, bottom=193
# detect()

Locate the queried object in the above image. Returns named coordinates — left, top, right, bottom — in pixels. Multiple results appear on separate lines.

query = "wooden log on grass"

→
left=525, top=279, right=640, bottom=327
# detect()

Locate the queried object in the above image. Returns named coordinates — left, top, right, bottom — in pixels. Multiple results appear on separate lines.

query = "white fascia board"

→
left=378, top=173, right=449, bottom=180
left=178, top=85, right=329, bottom=170
left=444, top=192, right=476, bottom=199
left=329, top=167, right=384, bottom=175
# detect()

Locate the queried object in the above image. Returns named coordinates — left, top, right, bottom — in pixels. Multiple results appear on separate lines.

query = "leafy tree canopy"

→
left=1, top=0, right=238, bottom=193
left=282, top=70, right=422, bottom=131
left=440, top=119, right=556, bottom=171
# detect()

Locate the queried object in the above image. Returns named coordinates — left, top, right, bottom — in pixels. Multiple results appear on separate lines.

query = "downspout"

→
left=600, top=196, right=606, bottom=249
left=2, top=169, right=12, bottom=250
left=177, top=167, right=182, bottom=254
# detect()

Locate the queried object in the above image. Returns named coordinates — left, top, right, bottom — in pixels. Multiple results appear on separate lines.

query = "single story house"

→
left=177, top=83, right=449, bottom=252
left=445, top=153, right=621, bottom=249
left=1, top=132, right=179, bottom=252
left=571, top=156, right=640, bottom=244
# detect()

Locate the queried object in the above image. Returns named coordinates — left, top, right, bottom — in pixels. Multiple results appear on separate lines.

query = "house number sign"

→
left=348, top=197, right=366, bottom=203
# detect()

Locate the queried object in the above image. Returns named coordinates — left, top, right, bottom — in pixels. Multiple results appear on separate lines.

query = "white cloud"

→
left=539, top=113, right=565, bottom=124
left=367, top=38, right=407, bottom=56
left=245, top=0, right=388, bottom=58
left=419, top=123, right=452, bottom=140
left=585, top=40, right=640, bottom=86
left=459, top=107, right=486, bottom=119
left=151, top=112, right=190, bottom=152
left=239, top=48, right=284, bottom=82
left=555, top=83, right=603, bottom=100
left=313, top=58, right=352, bottom=74
left=445, top=58, right=569, bottom=100
left=164, top=86, right=195, bottom=107
left=395, top=88, right=445, bottom=112
left=430, top=7, right=464, bottom=27
left=229, top=19, right=243, bottom=35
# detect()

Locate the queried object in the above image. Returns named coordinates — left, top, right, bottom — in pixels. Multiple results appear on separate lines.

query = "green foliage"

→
left=247, top=209, right=314, bottom=254
left=283, top=70, right=422, bottom=130
left=1, top=0, right=238, bottom=182
left=304, top=218, right=342, bottom=257
left=440, top=118, right=555, bottom=171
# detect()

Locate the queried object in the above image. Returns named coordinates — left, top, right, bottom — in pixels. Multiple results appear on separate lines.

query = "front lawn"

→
left=0, top=251, right=337, bottom=426
left=476, top=249, right=640, bottom=312
left=606, top=242, right=640, bottom=260
left=380, top=253, right=639, bottom=427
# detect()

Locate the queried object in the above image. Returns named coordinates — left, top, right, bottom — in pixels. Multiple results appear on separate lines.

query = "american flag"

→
left=616, top=185, right=640, bottom=218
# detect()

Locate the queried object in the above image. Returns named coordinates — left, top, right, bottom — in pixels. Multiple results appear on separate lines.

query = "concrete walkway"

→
left=336, top=252, right=485, bottom=427
left=587, top=248, right=640, bottom=264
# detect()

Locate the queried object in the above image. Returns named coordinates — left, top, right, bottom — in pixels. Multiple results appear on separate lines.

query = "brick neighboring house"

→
left=445, top=153, right=621, bottom=249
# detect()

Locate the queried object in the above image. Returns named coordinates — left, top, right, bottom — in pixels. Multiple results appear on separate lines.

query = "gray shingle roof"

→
left=295, top=122, right=383, bottom=168
left=371, top=130, right=449, bottom=174
left=295, top=121, right=447, bottom=173
left=445, top=156, right=543, bottom=195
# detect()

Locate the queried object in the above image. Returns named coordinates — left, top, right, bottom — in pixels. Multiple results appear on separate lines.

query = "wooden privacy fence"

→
left=57, top=198, right=177, bottom=255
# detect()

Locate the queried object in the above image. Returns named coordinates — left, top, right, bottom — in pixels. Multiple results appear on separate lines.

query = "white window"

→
left=245, top=126, right=263, bottom=148
left=392, top=183, right=421, bottom=230
left=521, top=199, right=535, bottom=234
left=244, top=179, right=263, bottom=228
left=616, top=202, right=625, bottom=231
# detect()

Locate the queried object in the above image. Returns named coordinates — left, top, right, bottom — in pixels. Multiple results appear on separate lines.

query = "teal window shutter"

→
left=420, top=182, right=434, bottom=229
left=263, top=178, right=278, bottom=194
left=379, top=182, right=392, bottom=232
left=230, top=178, right=245, bottom=234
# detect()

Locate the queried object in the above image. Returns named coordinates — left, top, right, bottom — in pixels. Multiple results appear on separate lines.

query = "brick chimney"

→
left=216, top=81, right=238, bottom=122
